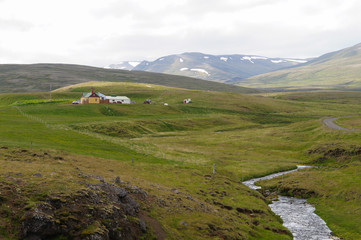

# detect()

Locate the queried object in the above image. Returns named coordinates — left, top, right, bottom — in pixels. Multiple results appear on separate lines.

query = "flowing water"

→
left=243, top=166, right=337, bottom=240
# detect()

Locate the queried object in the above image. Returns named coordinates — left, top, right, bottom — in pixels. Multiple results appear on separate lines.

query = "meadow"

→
left=0, top=82, right=360, bottom=239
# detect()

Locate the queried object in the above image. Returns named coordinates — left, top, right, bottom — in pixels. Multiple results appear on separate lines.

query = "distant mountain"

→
left=107, top=52, right=308, bottom=83
left=104, top=61, right=141, bottom=71
left=0, top=63, right=259, bottom=94
left=237, top=43, right=361, bottom=91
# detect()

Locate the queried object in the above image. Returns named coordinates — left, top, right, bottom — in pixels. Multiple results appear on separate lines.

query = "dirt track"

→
left=322, top=118, right=350, bottom=131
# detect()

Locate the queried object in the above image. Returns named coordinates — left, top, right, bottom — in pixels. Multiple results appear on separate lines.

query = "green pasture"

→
left=0, top=82, right=360, bottom=239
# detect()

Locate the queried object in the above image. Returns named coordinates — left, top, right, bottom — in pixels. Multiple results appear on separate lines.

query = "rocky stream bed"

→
left=242, top=166, right=338, bottom=240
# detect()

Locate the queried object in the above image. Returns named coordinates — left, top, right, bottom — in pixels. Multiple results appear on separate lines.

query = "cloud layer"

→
left=0, top=0, right=360, bottom=66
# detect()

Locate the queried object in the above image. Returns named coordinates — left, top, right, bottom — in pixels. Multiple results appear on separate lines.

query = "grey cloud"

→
left=1, top=0, right=361, bottom=67
left=0, top=18, right=33, bottom=31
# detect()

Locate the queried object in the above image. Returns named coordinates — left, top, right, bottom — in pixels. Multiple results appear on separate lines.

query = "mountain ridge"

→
left=106, top=52, right=308, bottom=83
left=237, top=42, right=361, bottom=90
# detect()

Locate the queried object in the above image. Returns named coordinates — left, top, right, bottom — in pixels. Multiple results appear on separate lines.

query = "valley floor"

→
left=0, top=82, right=360, bottom=239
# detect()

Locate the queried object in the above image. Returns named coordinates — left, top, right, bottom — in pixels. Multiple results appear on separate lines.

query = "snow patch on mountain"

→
left=271, top=60, right=285, bottom=64
left=191, top=68, right=210, bottom=75
left=220, top=57, right=228, bottom=62
left=251, top=56, right=268, bottom=60
left=204, top=56, right=209, bottom=59
left=285, top=59, right=307, bottom=63
left=179, top=58, right=184, bottom=63
left=180, top=68, right=189, bottom=71
left=129, top=61, right=141, bottom=67
left=241, top=57, right=255, bottom=64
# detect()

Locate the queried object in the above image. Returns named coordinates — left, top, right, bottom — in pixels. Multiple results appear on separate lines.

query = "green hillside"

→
left=237, top=43, right=361, bottom=91
left=0, top=82, right=360, bottom=239
left=0, top=63, right=259, bottom=94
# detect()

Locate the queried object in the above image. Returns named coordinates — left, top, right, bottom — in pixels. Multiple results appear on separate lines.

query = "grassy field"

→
left=0, top=83, right=360, bottom=239
left=335, top=116, right=361, bottom=131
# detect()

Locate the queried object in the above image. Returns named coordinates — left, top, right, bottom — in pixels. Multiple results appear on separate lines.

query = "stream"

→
left=242, top=166, right=337, bottom=240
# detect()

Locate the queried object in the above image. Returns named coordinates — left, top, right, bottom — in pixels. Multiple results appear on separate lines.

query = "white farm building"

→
left=106, top=96, right=131, bottom=104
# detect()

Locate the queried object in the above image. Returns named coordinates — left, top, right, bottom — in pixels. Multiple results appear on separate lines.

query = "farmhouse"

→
left=80, top=90, right=130, bottom=104
left=81, top=91, right=99, bottom=104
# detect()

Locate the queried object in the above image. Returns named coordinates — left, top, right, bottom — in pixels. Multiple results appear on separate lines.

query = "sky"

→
left=0, top=0, right=361, bottom=67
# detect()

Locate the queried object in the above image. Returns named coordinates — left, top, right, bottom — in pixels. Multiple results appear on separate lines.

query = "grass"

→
left=0, top=82, right=360, bottom=239
left=335, top=116, right=361, bottom=131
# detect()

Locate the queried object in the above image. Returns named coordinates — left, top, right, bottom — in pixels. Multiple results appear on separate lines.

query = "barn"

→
left=106, top=96, right=131, bottom=104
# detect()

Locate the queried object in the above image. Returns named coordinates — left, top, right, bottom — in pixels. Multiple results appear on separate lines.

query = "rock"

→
left=186, top=196, right=193, bottom=201
left=84, top=233, right=104, bottom=240
left=130, top=186, right=147, bottom=200
left=32, top=173, right=42, bottom=177
left=171, top=189, right=179, bottom=194
left=20, top=209, right=61, bottom=239
left=157, top=198, right=166, bottom=206
left=15, top=173, right=23, bottom=177
left=115, top=176, right=121, bottom=184
left=139, top=218, right=147, bottom=232
left=19, top=181, right=147, bottom=239
left=180, top=221, right=188, bottom=226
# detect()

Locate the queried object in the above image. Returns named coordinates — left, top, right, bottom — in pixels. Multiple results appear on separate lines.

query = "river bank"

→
left=243, top=166, right=337, bottom=240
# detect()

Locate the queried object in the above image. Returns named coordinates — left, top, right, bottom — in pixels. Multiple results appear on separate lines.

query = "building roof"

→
left=97, top=92, right=106, bottom=98
left=106, top=96, right=130, bottom=100
left=82, top=92, right=103, bottom=98
left=81, top=91, right=129, bottom=100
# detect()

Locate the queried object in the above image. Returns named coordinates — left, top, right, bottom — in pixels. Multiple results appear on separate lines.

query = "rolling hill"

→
left=0, top=63, right=259, bottom=94
left=107, top=52, right=307, bottom=83
left=237, top=42, right=361, bottom=91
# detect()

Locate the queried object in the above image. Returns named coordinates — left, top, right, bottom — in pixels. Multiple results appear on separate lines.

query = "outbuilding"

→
left=106, top=96, right=131, bottom=104
left=183, top=98, right=191, bottom=104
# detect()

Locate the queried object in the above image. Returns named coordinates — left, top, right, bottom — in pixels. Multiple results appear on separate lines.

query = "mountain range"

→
left=2, top=43, right=361, bottom=93
left=237, top=42, right=361, bottom=90
left=106, top=53, right=308, bottom=83
left=104, top=61, right=142, bottom=71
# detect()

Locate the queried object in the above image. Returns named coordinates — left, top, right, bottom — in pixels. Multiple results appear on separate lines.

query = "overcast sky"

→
left=1, top=0, right=361, bottom=67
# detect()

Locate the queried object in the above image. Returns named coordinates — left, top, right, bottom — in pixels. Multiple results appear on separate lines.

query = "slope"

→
left=0, top=63, right=259, bottom=94
left=238, top=43, right=361, bottom=90
left=0, top=82, right=311, bottom=239
left=0, top=83, right=361, bottom=239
